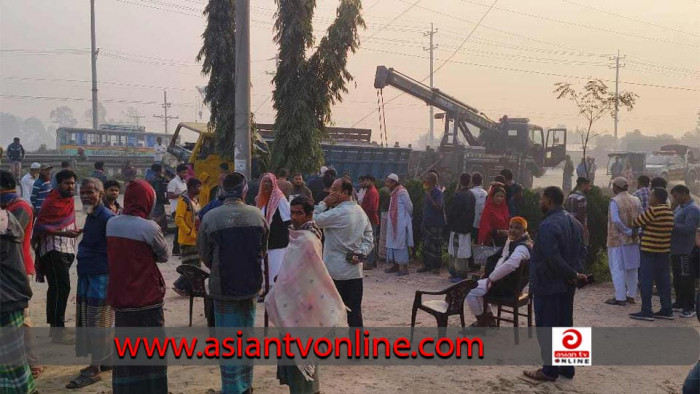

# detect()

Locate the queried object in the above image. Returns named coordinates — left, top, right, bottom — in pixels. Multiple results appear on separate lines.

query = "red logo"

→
left=562, top=329, right=582, bottom=350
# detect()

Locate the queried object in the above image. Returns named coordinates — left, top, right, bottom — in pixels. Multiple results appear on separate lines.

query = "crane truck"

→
left=374, top=66, right=568, bottom=187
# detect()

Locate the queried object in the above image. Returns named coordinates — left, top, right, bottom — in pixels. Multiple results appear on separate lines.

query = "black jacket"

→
left=447, top=188, right=476, bottom=234
left=1, top=210, right=32, bottom=313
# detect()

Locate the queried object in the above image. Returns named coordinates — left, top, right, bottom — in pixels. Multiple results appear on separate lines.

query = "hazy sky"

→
left=1, top=0, right=698, bottom=146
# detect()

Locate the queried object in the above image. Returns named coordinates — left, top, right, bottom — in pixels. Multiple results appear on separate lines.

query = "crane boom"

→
left=374, top=66, right=498, bottom=146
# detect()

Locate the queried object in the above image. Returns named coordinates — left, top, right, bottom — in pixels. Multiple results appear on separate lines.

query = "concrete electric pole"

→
left=153, top=90, right=178, bottom=134
left=424, top=23, right=437, bottom=145
left=610, top=50, right=626, bottom=139
left=234, top=0, right=252, bottom=178
left=90, top=0, right=99, bottom=130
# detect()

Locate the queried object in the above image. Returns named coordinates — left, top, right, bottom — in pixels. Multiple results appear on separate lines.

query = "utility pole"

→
left=424, top=23, right=437, bottom=145
left=609, top=50, right=626, bottom=139
left=153, top=90, right=178, bottom=134
left=234, top=0, right=251, bottom=178
left=90, top=0, right=99, bottom=130
left=129, top=114, right=146, bottom=127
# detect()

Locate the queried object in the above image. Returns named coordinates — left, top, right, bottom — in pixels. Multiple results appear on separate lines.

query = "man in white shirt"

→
left=167, top=164, right=188, bottom=255
left=314, top=178, right=374, bottom=327
left=471, top=172, right=488, bottom=234
left=466, top=216, right=531, bottom=327
left=154, top=137, right=167, bottom=163
left=21, top=162, right=41, bottom=201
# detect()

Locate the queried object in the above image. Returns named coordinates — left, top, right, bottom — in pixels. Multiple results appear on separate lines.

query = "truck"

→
left=374, top=66, right=568, bottom=187
left=652, top=144, right=700, bottom=188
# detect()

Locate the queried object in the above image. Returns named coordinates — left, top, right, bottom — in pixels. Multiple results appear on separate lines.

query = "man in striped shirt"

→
left=629, top=187, right=674, bottom=321
left=30, top=164, right=53, bottom=214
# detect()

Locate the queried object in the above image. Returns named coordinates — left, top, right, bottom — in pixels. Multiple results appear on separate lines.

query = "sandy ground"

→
left=23, top=203, right=697, bottom=393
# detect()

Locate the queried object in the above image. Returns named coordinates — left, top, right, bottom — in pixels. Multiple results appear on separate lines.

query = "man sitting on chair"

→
left=466, top=216, right=531, bottom=327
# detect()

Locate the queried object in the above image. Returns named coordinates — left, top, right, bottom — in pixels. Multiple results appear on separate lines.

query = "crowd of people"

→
left=1, top=152, right=699, bottom=393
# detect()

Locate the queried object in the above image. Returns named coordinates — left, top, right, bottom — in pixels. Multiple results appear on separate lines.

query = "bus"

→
left=57, top=126, right=177, bottom=156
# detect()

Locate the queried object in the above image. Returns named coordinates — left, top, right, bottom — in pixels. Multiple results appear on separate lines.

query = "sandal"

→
left=523, top=369, right=556, bottom=382
left=30, top=366, right=44, bottom=379
left=66, top=369, right=102, bottom=389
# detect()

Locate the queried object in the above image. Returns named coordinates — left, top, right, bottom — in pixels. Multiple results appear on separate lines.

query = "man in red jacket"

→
left=106, top=180, right=169, bottom=394
left=360, top=175, right=380, bottom=269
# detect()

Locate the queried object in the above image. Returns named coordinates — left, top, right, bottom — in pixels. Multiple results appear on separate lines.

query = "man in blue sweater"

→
left=524, top=186, right=588, bottom=382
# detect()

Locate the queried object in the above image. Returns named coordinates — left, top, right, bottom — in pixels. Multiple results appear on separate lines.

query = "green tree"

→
left=554, top=80, right=637, bottom=177
left=197, top=0, right=236, bottom=159
left=271, top=0, right=365, bottom=173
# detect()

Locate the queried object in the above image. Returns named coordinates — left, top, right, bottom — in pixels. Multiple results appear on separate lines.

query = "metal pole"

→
left=234, top=0, right=251, bottom=178
left=90, top=0, right=99, bottom=130
left=424, top=23, right=437, bottom=145
left=614, top=49, right=620, bottom=139
left=163, top=90, right=169, bottom=134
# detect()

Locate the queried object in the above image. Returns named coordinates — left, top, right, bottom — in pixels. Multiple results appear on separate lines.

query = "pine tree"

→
left=197, top=0, right=236, bottom=158
left=271, top=0, right=365, bottom=173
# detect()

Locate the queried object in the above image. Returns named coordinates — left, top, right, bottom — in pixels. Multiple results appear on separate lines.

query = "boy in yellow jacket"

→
left=173, top=177, right=202, bottom=296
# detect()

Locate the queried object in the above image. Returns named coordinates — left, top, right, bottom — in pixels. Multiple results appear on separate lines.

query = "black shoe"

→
left=629, top=311, right=654, bottom=321
left=672, top=302, right=682, bottom=312
left=652, top=310, right=674, bottom=320
left=604, top=298, right=627, bottom=306
left=417, top=267, right=431, bottom=273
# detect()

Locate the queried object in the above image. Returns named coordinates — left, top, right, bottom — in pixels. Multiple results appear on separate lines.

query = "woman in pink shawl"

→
left=255, top=173, right=291, bottom=298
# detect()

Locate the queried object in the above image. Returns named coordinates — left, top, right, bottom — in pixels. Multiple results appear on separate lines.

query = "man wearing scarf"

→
left=0, top=170, right=41, bottom=378
left=384, top=173, right=413, bottom=276
left=198, top=172, right=268, bottom=394
left=256, top=172, right=291, bottom=296
left=0, top=206, right=35, bottom=394
left=267, top=196, right=345, bottom=393
left=466, top=217, right=531, bottom=326
left=66, top=178, right=115, bottom=389
left=107, top=180, right=169, bottom=393
left=33, top=169, right=81, bottom=344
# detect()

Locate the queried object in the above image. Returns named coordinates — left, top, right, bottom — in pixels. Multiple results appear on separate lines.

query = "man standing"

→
left=6, top=137, right=25, bottom=179
left=360, top=175, right=380, bottom=269
left=629, top=187, right=674, bottom=321
left=384, top=174, right=413, bottom=277
left=103, top=180, right=122, bottom=215
left=0, top=206, right=35, bottom=394
left=564, top=177, right=591, bottom=246
left=420, top=172, right=445, bottom=274
left=471, top=172, right=488, bottom=236
left=610, top=157, right=624, bottom=179
left=670, top=184, right=700, bottom=318
left=633, top=175, right=651, bottom=211
left=447, top=173, right=476, bottom=280
left=563, top=155, right=574, bottom=194
left=67, top=178, right=115, bottom=389
left=500, top=169, right=522, bottom=217
left=289, top=173, right=313, bottom=202
left=167, top=164, right=188, bottom=255
left=576, top=157, right=588, bottom=179
left=588, top=157, right=597, bottom=185
left=1, top=170, right=40, bottom=377
left=21, top=163, right=41, bottom=201
left=153, top=137, right=167, bottom=163
left=30, top=164, right=53, bottom=214
left=307, top=166, right=328, bottom=203
left=92, top=161, right=108, bottom=184
left=198, top=172, right=268, bottom=394
left=605, top=177, right=643, bottom=306
left=173, top=178, right=202, bottom=296
left=524, top=186, right=588, bottom=382
left=314, top=178, right=374, bottom=327
left=148, top=164, right=169, bottom=232
left=276, top=168, right=293, bottom=199
left=33, top=169, right=81, bottom=344
left=107, top=180, right=169, bottom=393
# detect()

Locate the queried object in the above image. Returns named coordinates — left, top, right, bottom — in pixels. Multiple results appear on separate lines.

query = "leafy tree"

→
left=197, top=0, right=236, bottom=159
left=554, top=80, right=637, bottom=177
left=84, top=103, right=107, bottom=126
left=271, top=0, right=365, bottom=173
left=49, top=106, right=78, bottom=128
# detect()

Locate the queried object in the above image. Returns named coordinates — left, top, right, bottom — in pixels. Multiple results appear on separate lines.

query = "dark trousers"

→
left=672, top=255, right=695, bottom=310
left=640, top=251, right=672, bottom=313
left=171, top=212, right=180, bottom=254
left=534, top=289, right=576, bottom=379
left=42, top=251, right=74, bottom=328
left=366, top=225, right=379, bottom=266
left=333, top=278, right=363, bottom=328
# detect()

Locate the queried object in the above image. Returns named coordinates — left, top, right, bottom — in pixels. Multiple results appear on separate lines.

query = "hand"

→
left=497, top=229, right=509, bottom=237
left=63, top=229, right=83, bottom=238
left=350, top=255, right=360, bottom=265
left=485, top=279, right=493, bottom=290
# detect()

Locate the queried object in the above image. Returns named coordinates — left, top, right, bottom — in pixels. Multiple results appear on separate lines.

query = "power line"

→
left=0, top=75, right=198, bottom=91
left=0, top=94, right=197, bottom=107
left=363, top=0, right=424, bottom=42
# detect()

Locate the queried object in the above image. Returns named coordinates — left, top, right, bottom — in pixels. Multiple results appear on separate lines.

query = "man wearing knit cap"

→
left=605, top=177, right=643, bottom=306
